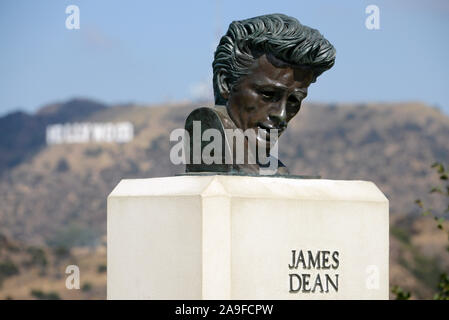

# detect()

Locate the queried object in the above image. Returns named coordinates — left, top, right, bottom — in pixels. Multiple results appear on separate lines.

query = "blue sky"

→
left=1, top=0, right=448, bottom=115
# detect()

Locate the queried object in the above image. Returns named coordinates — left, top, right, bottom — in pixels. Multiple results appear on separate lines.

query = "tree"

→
left=393, top=162, right=449, bottom=300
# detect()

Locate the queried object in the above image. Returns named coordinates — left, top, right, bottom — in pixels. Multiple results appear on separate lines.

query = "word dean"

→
left=288, top=249, right=340, bottom=294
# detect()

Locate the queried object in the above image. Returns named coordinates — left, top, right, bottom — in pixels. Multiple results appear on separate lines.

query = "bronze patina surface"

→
left=185, top=14, right=336, bottom=175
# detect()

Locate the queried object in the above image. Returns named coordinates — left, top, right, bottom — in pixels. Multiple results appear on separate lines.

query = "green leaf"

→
left=415, top=199, right=424, bottom=208
left=431, top=162, right=445, bottom=174
left=431, top=162, right=439, bottom=168
left=391, top=286, right=411, bottom=300
left=436, top=217, right=445, bottom=229
left=430, top=187, right=443, bottom=194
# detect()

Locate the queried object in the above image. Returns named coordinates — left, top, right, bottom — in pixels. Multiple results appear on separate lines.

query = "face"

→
left=224, top=54, right=315, bottom=151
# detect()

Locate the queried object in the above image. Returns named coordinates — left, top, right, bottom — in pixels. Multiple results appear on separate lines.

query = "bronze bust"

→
left=185, top=14, right=336, bottom=175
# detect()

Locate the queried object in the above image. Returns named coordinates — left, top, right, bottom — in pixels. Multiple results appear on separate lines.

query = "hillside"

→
left=0, top=99, right=106, bottom=174
left=0, top=234, right=106, bottom=300
left=1, top=100, right=448, bottom=245
left=0, top=99, right=448, bottom=299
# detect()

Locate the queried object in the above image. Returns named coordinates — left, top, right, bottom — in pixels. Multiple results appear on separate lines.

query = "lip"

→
left=257, top=122, right=285, bottom=135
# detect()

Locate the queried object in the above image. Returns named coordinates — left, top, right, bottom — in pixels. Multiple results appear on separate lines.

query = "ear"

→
left=216, top=71, right=230, bottom=100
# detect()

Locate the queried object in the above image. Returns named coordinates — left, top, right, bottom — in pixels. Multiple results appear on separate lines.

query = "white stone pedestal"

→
left=107, top=175, right=389, bottom=299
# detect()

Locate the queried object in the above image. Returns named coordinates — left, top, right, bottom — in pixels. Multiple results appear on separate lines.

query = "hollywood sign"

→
left=46, top=122, right=134, bottom=145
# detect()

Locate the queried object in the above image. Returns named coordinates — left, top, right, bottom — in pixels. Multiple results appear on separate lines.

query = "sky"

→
left=0, top=0, right=448, bottom=115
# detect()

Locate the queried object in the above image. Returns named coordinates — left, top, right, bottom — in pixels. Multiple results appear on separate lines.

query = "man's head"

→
left=212, top=14, right=335, bottom=147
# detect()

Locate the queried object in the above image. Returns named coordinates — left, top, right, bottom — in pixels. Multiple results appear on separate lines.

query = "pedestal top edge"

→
left=108, top=175, right=388, bottom=203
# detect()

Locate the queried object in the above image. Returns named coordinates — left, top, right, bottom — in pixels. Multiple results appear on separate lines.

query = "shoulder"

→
left=185, top=105, right=227, bottom=119
left=185, top=105, right=231, bottom=131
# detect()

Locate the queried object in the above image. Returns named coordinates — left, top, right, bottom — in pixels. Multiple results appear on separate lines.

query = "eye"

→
left=287, top=95, right=301, bottom=114
left=260, top=90, right=277, bottom=101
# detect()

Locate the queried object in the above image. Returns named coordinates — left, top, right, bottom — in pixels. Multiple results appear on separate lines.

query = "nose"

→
left=268, top=102, right=287, bottom=129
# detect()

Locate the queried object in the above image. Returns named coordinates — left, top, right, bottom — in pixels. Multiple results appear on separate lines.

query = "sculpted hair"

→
left=212, top=14, right=336, bottom=105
